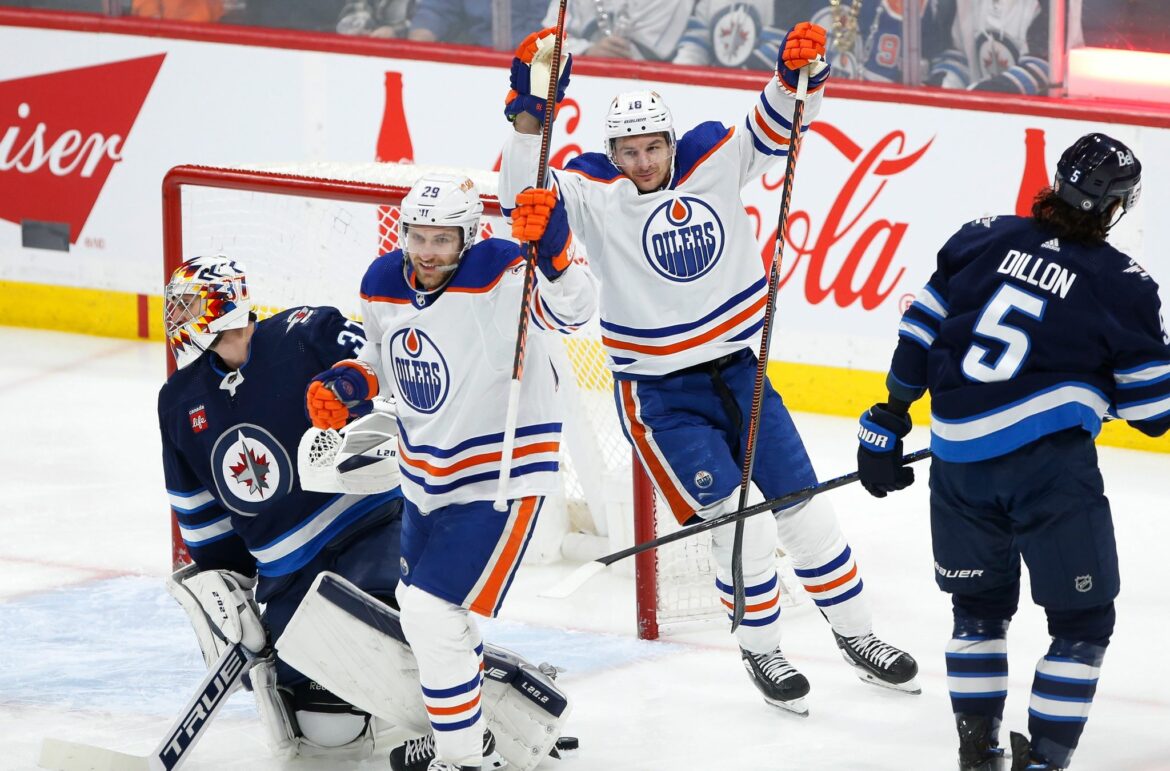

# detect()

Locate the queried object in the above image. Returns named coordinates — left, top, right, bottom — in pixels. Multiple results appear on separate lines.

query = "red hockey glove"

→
left=306, top=359, right=379, bottom=430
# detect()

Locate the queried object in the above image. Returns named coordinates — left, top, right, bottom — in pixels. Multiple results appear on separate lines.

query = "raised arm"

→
left=735, top=22, right=830, bottom=185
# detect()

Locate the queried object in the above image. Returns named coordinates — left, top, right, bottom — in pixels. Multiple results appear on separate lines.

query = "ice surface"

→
left=1, top=328, right=1166, bottom=770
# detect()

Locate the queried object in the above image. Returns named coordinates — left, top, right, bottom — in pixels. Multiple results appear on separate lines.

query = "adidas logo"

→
left=1040, top=238, right=1061, bottom=252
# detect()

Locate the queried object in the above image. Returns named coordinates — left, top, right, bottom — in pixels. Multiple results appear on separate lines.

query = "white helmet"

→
left=604, top=90, right=676, bottom=168
left=399, top=174, right=483, bottom=264
left=297, top=407, right=400, bottom=494
left=164, top=255, right=252, bottom=370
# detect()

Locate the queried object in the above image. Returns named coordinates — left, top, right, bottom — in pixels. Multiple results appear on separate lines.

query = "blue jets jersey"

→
left=887, top=215, right=1170, bottom=462
left=158, top=307, right=403, bottom=587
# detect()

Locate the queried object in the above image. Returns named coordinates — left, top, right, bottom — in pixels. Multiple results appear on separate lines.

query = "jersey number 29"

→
left=961, top=283, right=1047, bottom=383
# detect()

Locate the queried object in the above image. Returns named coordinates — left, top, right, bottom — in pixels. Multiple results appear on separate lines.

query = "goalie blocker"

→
left=275, top=572, right=572, bottom=771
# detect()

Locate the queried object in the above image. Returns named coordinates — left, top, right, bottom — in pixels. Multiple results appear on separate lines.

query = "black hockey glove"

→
left=857, top=403, right=914, bottom=498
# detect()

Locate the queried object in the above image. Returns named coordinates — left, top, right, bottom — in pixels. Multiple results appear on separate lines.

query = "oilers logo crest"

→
left=210, top=424, right=293, bottom=516
left=390, top=327, right=450, bottom=414
left=641, top=196, right=725, bottom=282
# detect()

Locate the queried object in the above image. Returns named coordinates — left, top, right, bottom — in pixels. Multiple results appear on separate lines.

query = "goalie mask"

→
left=165, top=255, right=252, bottom=370
left=298, top=409, right=401, bottom=494
left=399, top=174, right=484, bottom=295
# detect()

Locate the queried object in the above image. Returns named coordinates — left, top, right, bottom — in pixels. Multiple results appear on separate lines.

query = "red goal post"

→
left=161, top=162, right=788, bottom=640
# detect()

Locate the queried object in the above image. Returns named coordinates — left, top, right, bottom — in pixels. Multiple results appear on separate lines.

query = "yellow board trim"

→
left=0, top=279, right=1164, bottom=454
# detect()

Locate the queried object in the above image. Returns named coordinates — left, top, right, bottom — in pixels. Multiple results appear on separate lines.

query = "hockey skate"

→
left=740, top=646, right=811, bottom=717
left=1009, top=732, right=1064, bottom=771
left=956, top=714, right=1005, bottom=770
left=833, top=631, right=921, bottom=693
left=389, top=728, right=506, bottom=771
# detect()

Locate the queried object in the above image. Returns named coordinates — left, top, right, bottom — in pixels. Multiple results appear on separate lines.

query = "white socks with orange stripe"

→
left=709, top=498, right=785, bottom=653
left=396, top=584, right=485, bottom=767
left=775, top=496, right=872, bottom=638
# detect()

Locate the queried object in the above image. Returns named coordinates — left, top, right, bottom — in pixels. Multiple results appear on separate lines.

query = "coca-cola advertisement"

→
left=0, top=19, right=1165, bottom=377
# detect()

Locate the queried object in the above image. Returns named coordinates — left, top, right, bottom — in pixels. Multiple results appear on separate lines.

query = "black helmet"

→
left=1053, top=133, right=1142, bottom=216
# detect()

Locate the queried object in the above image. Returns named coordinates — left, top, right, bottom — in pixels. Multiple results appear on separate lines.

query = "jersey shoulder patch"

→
left=564, top=152, right=623, bottom=183
left=447, top=238, right=524, bottom=292
left=360, top=251, right=412, bottom=304
left=672, top=121, right=733, bottom=185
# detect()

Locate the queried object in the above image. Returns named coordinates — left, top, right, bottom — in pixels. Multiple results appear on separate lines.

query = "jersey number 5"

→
left=961, top=283, right=1047, bottom=383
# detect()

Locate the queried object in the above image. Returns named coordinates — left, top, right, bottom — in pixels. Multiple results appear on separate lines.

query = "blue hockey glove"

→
left=505, top=27, right=573, bottom=123
left=857, top=403, right=914, bottom=498
left=777, top=22, right=831, bottom=93
left=306, top=359, right=379, bottom=430
left=512, top=187, right=572, bottom=280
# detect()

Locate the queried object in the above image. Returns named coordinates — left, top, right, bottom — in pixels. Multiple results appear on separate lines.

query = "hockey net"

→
left=162, top=162, right=801, bottom=640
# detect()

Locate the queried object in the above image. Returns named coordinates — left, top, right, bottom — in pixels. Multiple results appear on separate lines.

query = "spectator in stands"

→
left=131, top=0, right=225, bottom=22
left=673, top=0, right=786, bottom=70
left=335, top=0, right=414, bottom=37
left=550, top=0, right=691, bottom=61
left=774, top=0, right=942, bottom=84
left=407, top=0, right=546, bottom=48
left=925, top=0, right=1050, bottom=95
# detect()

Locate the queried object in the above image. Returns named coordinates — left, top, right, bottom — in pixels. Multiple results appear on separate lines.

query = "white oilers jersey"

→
left=357, top=238, right=596, bottom=511
left=500, top=77, right=822, bottom=378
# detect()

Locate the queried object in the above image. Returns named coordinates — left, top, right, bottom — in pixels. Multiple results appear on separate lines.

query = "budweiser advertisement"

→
left=0, top=23, right=1167, bottom=373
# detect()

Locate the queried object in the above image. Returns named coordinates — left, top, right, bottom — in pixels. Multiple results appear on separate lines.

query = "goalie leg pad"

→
left=250, top=655, right=299, bottom=758
left=276, top=572, right=571, bottom=771
left=776, top=495, right=872, bottom=638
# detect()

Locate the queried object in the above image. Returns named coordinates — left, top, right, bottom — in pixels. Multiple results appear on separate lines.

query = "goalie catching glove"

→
left=505, top=26, right=572, bottom=123
left=511, top=187, right=573, bottom=280
left=167, top=563, right=267, bottom=669
left=777, top=22, right=830, bottom=94
left=298, top=406, right=401, bottom=494
left=306, top=358, right=379, bottom=430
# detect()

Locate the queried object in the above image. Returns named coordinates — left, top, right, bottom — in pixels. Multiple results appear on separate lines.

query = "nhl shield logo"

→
left=389, top=327, right=450, bottom=414
left=641, top=196, right=725, bottom=283
left=1074, top=575, right=1093, bottom=593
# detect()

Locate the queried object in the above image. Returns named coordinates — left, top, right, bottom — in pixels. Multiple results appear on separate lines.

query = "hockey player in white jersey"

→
left=307, top=174, right=595, bottom=771
left=500, top=22, right=919, bottom=715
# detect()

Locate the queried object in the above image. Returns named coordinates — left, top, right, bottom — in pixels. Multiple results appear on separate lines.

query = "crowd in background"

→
left=4, top=1, right=1169, bottom=97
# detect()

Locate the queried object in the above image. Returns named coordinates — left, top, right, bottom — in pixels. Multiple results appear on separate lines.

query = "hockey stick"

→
left=730, top=65, right=812, bottom=631
left=494, top=1, right=569, bottom=512
left=38, top=643, right=251, bottom=771
left=542, top=448, right=932, bottom=600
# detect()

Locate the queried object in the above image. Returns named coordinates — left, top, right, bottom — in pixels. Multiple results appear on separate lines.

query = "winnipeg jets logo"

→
left=389, top=327, right=450, bottom=414
left=210, top=424, right=293, bottom=515
left=711, top=5, right=759, bottom=67
left=641, top=196, right=725, bottom=282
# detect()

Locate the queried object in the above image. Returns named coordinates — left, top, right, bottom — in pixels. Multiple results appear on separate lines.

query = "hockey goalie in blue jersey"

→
left=158, top=255, right=405, bottom=757
left=306, top=174, right=595, bottom=771
left=857, top=133, right=1170, bottom=771
left=499, top=22, right=919, bottom=717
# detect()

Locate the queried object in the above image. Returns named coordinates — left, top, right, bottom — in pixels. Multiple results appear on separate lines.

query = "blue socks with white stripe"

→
left=1024, top=638, right=1106, bottom=768
left=949, top=616, right=1107, bottom=770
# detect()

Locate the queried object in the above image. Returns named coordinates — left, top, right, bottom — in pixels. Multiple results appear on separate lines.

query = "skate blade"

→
left=851, top=665, right=922, bottom=694
left=763, top=695, right=809, bottom=717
